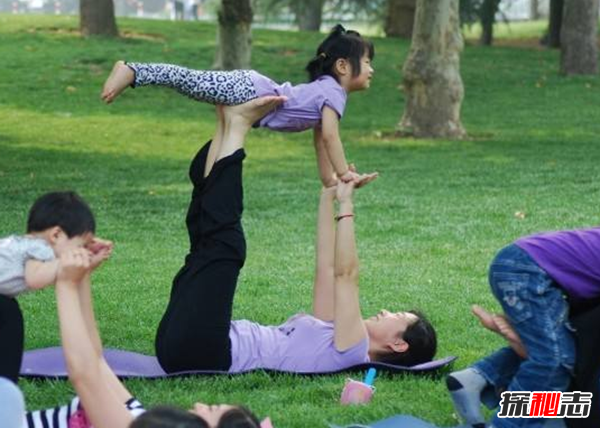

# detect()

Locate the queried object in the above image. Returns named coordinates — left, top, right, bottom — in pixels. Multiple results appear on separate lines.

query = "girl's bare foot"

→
left=493, top=314, right=528, bottom=359
left=472, top=305, right=500, bottom=333
left=101, top=61, right=135, bottom=104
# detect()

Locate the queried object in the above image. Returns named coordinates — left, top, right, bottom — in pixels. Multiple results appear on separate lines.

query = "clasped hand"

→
left=57, top=238, right=113, bottom=285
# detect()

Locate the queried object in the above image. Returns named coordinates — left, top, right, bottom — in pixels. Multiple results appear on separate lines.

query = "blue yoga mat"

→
left=20, top=347, right=456, bottom=379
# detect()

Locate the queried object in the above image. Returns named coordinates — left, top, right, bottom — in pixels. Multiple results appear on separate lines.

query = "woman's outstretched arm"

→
left=332, top=181, right=367, bottom=351
left=311, top=130, right=338, bottom=321
left=55, top=249, right=133, bottom=428
left=312, top=184, right=337, bottom=321
left=78, top=247, right=135, bottom=405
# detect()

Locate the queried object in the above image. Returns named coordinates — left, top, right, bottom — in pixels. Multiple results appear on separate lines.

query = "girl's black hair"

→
left=130, top=405, right=261, bottom=428
left=26, top=191, right=95, bottom=238
left=305, top=24, right=374, bottom=82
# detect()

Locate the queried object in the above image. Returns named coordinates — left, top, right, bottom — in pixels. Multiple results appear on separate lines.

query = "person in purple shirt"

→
left=100, top=25, right=374, bottom=186
left=446, top=228, right=600, bottom=428
left=153, top=93, right=437, bottom=375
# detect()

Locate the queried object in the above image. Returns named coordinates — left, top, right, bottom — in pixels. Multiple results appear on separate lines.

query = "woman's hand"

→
left=321, top=184, right=337, bottom=199
left=87, top=238, right=113, bottom=271
left=57, top=249, right=92, bottom=287
left=336, top=179, right=356, bottom=203
left=345, top=163, right=378, bottom=189
left=355, top=172, right=378, bottom=188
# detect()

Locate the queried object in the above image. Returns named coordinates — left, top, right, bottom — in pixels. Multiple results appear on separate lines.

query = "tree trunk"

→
left=384, top=0, right=417, bottom=39
left=546, top=0, right=564, bottom=48
left=213, top=0, right=253, bottom=70
left=399, top=0, right=465, bottom=139
left=294, top=0, right=324, bottom=32
left=479, top=0, right=501, bottom=46
left=560, top=0, right=599, bottom=75
left=79, top=0, right=118, bottom=37
left=530, top=0, right=540, bottom=20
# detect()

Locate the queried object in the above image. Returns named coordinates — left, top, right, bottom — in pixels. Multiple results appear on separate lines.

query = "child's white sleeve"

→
left=0, top=236, right=55, bottom=297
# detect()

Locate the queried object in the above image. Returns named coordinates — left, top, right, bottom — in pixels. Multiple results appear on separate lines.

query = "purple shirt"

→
left=228, top=313, right=370, bottom=373
left=249, top=71, right=347, bottom=132
left=516, top=227, right=600, bottom=300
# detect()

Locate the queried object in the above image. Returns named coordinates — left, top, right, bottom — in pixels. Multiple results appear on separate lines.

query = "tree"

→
left=80, top=0, right=118, bottom=37
left=560, top=0, right=599, bottom=75
left=213, top=0, right=253, bottom=70
left=384, top=0, right=417, bottom=39
left=259, top=0, right=383, bottom=32
left=399, top=0, right=465, bottom=138
left=457, top=0, right=502, bottom=46
left=543, top=0, right=563, bottom=48
left=293, top=0, right=325, bottom=31
left=479, top=0, right=501, bottom=46
left=530, top=0, right=540, bottom=20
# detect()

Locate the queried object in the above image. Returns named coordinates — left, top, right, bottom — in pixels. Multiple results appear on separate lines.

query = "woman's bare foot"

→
left=472, top=305, right=500, bottom=333
left=215, top=96, right=288, bottom=161
left=493, top=314, right=528, bottom=358
left=222, top=95, right=288, bottom=129
left=101, top=61, right=135, bottom=104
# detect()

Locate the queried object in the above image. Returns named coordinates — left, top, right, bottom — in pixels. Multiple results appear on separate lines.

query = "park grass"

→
left=1, top=13, right=600, bottom=427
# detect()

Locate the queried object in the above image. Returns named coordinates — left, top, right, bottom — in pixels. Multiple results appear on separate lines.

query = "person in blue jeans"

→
left=447, top=227, right=600, bottom=428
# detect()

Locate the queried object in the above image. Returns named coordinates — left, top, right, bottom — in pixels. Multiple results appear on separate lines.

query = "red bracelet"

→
left=336, top=214, right=354, bottom=221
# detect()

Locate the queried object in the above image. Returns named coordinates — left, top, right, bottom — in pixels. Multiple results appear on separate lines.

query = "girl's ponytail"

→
left=330, top=24, right=346, bottom=37
left=306, top=51, right=330, bottom=82
left=304, top=24, right=374, bottom=82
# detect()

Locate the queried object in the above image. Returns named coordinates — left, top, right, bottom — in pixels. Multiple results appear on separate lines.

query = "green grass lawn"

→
left=1, top=14, right=600, bottom=427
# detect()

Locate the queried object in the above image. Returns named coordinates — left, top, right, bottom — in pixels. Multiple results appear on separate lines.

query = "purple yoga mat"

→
left=20, top=347, right=456, bottom=379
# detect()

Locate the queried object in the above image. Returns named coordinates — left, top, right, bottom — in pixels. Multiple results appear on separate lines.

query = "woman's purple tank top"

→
left=228, top=313, right=369, bottom=373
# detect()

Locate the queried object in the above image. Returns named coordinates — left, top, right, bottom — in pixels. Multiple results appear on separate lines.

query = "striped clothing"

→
left=25, top=396, right=145, bottom=428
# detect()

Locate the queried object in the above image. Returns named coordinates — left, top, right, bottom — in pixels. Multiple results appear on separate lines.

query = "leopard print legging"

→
left=127, top=62, right=258, bottom=106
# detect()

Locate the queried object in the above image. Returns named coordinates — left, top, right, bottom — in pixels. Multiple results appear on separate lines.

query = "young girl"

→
left=101, top=24, right=374, bottom=186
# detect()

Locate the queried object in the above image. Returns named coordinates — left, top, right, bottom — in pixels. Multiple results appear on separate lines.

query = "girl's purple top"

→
left=516, top=227, right=600, bottom=300
left=249, top=71, right=347, bottom=132
left=228, top=313, right=370, bottom=373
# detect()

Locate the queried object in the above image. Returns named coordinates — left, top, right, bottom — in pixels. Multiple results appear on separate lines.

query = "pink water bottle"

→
left=340, top=368, right=377, bottom=405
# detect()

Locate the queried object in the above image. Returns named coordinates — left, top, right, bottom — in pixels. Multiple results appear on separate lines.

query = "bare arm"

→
left=321, top=106, right=349, bottom=179
left=79, top=238, right=114, bottom=357
left=312, top=186, right=336, bottom=321
left=78, top=274, right=103, bottom=357
left=55, top=250, right=133, bottom=428
left=332, top=182, right=367, bottom=351
left=24, top=259, right=59, bottom=290
left=313, top=127, right=337, bottom=188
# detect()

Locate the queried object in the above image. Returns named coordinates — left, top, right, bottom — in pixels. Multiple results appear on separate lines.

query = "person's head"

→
left=131, top=404, right=261, bottom=428
left=305, top=24, right=374, bottom=92
left=26, top=191, right=96, bottom=256
left=365, top=309, right=437, bottom=366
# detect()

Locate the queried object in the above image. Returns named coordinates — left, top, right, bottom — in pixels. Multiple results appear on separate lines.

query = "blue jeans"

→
left=473, top=244, right=576, bottom=428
